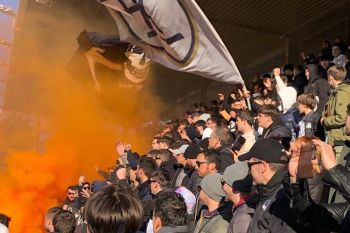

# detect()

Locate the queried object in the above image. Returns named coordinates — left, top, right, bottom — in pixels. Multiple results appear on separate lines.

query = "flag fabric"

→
left=97, top=0, right=243, bottom=84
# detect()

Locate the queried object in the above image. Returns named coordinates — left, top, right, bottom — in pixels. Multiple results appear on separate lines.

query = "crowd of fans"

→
left=1, top=39, right=350, bottom=233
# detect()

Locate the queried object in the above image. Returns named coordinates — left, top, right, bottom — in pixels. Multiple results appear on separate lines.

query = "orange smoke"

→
left=0, top=6, right=161, bottom=233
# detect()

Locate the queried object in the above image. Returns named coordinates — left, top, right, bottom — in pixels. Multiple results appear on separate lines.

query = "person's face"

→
left=319, top=60, right=330, bottom=69
left=257, top=113, right=271, bottom=129
left=186, top=159, right=197, bottom=169
left=222, top=183, right=235, bottom=202
left=206, top=120, right=215, bottom=130
left=187, top=116, right=194, bottom=124
left=328, top=74, right=336, bottom=87
left=152, top=139, right=160, bottom=150
left=175, top=153, right=186, bottom=165
left=229, top=110, right=237, bottom=118
left=198, top=188, right=208, bottom=204
left=247, top=158, right=264, bottom=185
left=285, top=69, right=294, bottom=76
left=82, top=184, right=91, bottom=192
left=67, top=189, right=76, bottom=201
left=136, top=167, right=143, bottom=182
left=196, top=153, right=209, bottom=177
left=208, top=134, right=219, bottom=149
left=150, top=179, right=159, bottom=195
left=297, top=102, right=306, bottom=114
left=332, top=46, right=341, bottom=57
left=129, top=169, right=138, bottom=187
left=178, top=123, right=186, bottom=133
left=263, top=78, right=271, bottom=88
left=305, top=69, right=310, bottom=80
left=236, top=116, right=246, bottom=133
left=158, top=142, right=167, bottom=149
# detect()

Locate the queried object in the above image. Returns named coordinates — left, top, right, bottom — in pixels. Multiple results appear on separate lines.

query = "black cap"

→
left=184, top=143, right=202, bottom=159
left=238, top=138, right=287, bottom=163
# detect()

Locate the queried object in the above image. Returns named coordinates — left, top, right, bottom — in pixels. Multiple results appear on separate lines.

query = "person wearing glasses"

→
left=62, top=186, right=79, bottom=211
left=196, top=150, right=220, bottom=178
left=238, top=138, right=307, bottom=233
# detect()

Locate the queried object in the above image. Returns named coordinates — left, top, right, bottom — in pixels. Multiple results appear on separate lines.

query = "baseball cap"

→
left=171, top=144, right=189, bottom=156
left=222, top=161, right=252, bottom=193
left=239, top=138, right=287, bottom=163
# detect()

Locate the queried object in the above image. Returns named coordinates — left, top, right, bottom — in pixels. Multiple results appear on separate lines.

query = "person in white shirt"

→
left=273, top=68, right=297, bottom=114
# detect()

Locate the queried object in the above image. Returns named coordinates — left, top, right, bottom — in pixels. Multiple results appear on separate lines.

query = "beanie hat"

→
left=200, top=173, right=225, bottom=202
left=184, top=143, right=202, bottom=159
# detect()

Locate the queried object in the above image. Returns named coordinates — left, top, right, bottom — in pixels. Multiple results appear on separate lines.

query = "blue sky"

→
left=0, top=1, right=20, bottom=75
left=1, top=0, right=19, bottom=10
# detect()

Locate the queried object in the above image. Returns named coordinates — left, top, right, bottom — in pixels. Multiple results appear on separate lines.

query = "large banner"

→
left=98, top=0, right=243, bottom=84
left=0, top=1, right=19, bottom=109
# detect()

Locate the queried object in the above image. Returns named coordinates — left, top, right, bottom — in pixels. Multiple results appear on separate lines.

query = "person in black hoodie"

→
left=291, top=64, right=308, bottom=96
left=304, top=63, right=330, bottom=116
left=257, top=104, right=291, bottom=149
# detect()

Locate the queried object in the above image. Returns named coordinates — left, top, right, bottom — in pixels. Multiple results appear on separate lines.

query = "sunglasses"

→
left=82, top=186, right=90, bottom=190
left=67, top=192, right=75, bottom=195
left=196, top=161, right=208, bottom=167
left=247, top=161, right=262, bottom=169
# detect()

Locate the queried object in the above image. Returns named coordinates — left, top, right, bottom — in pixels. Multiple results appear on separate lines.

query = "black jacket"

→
left=261, top=119, right=292, bottom=149
left=247, top=169, right=305, bottom=233
left=216, top=145, right=235, bottom=174
left=290, top=72, right=308, bottom=96
left=288, top=165, right=350, bottom=233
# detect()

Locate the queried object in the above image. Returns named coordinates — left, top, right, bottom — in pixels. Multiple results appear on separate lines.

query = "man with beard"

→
left=172, top=143, right=202, bottom=195
left=135, top=157, right=157, bottom=232
left=136, top=157, right=157, bottom=201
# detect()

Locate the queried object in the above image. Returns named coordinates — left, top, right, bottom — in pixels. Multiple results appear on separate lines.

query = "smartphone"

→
left=231, top=136, right=246, bottom=152
left=297, top=143, right=314, bottom=179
